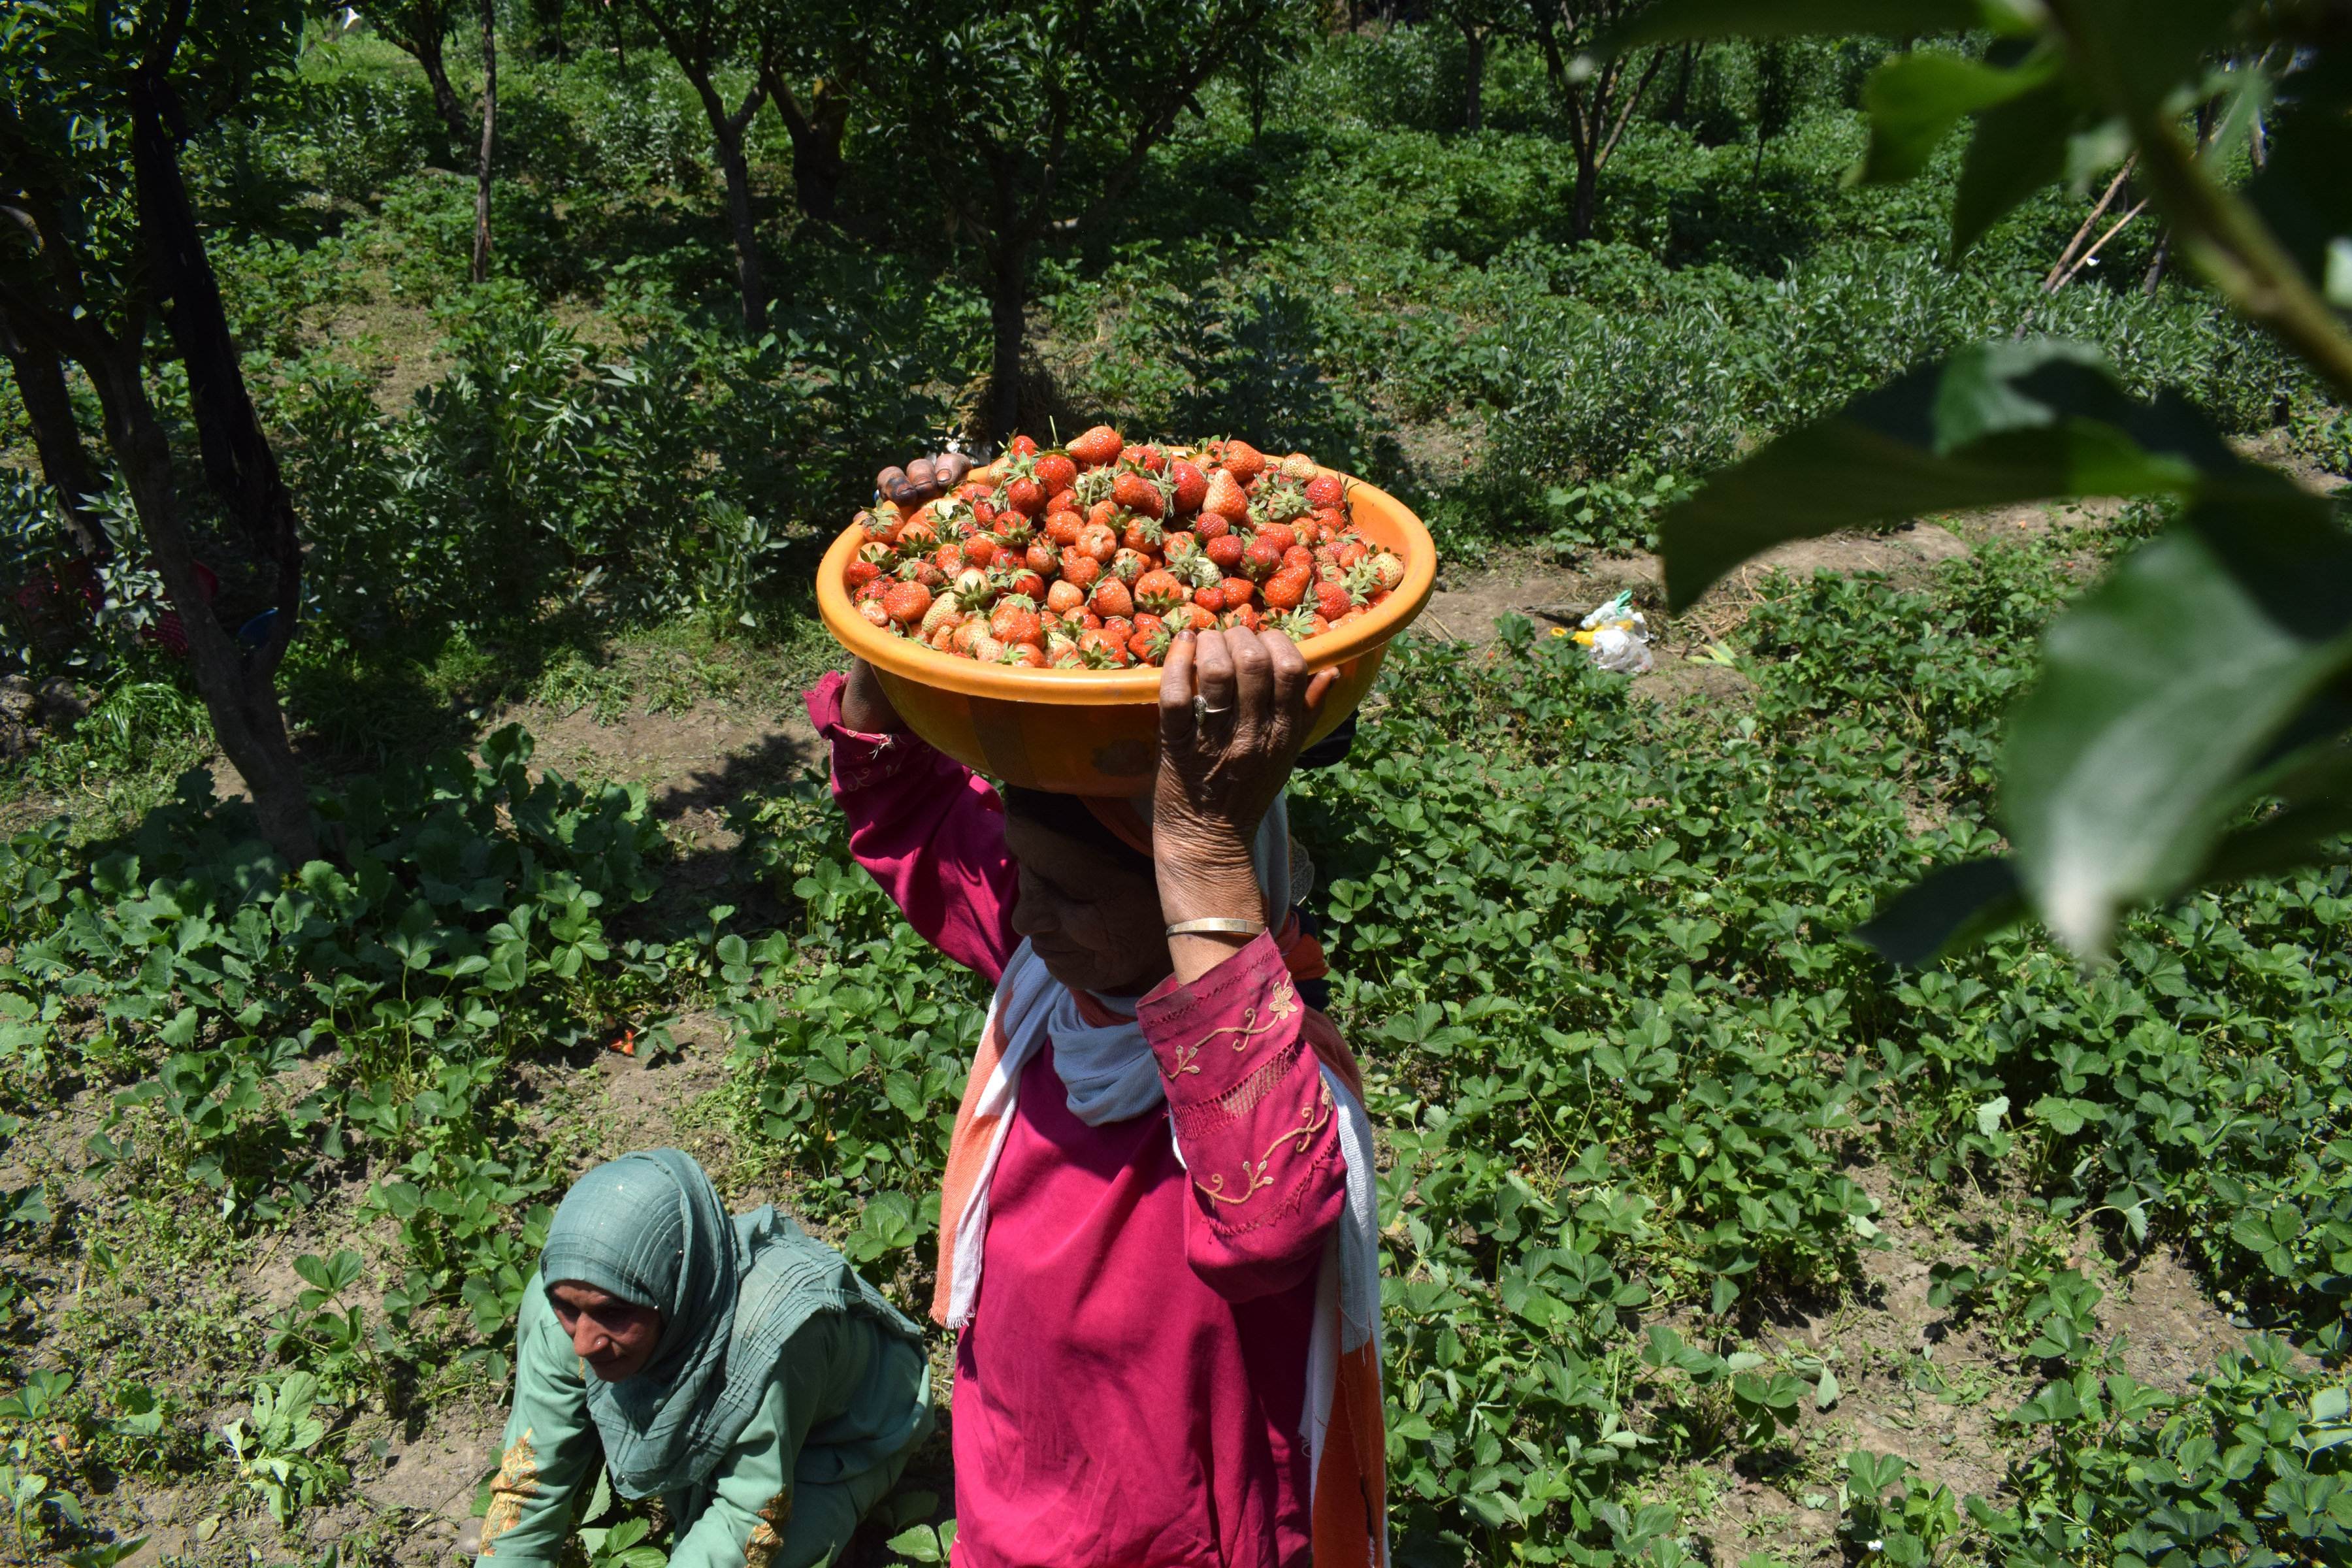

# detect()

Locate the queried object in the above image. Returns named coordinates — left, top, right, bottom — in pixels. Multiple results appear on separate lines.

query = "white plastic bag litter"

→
left=1575, top=591, right=1654, bottom=674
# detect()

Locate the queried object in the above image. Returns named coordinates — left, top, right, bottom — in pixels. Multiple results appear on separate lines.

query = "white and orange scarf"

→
left=933, top=929, right=1388, bottom=1568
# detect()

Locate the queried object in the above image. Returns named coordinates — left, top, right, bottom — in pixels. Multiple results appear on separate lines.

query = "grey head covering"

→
left=537, top=1149, right=921, bottom=1499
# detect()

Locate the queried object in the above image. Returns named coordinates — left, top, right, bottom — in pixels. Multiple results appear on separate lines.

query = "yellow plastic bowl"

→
left=815, top=472, right=1436, bottom=795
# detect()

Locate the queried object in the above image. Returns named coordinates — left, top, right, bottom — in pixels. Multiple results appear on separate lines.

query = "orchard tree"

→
left=1616, top=0, right=2352, bottom=964
left=361, top=0, right=498, bottom=282
left=0, top=0, right=316, bottom=863
left=1517, top=0, right=1669, bottom=238
left=1433, top=0, right=1518, bottom=131
left=629, top=0, right=773, bottom=332
left=758, top=22, right=862, bottom=223
left=855, top=0, right=1298, bottom=444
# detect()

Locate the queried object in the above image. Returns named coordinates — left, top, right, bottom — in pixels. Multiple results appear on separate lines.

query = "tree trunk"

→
left=403, top=15, right=476, bottom=151
left=1666, top=42, right=1694, bottom=125
left=472, top=0, right=497, bottom=285
left=84, top=341, right=314, bottom=862
left=2142, top=227, right=2172, bottom=295
left=708, top=114, right=767, bottom=333
left=988, top=246, right=1027, bottom=446
left=1571, top=148, right=1599, bottom=241
left=1463, top=24, right=1486, bottom=133
left=127, top=69, right=314, bottom=864
left=766, top=73, right=849, bottom=222
left=0, top=306, right=110, bottom=561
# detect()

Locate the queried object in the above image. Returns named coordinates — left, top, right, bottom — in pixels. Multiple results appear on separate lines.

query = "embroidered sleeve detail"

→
left=477, top=1428, right=539, bottom=1556
left=1142, top=933, right=1303, bottom=1097
left=1171, top=1034, right=1307, bottom=1137
left=742, top=1485, right=794, bottom=1568
left=1194, top=1077, right=1335, bottom=1209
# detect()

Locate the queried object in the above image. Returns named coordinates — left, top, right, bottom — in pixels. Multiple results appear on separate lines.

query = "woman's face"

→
left=1004, top=817, right=1169, bottom=995
left=547, top=1281, right=664, bottom=1381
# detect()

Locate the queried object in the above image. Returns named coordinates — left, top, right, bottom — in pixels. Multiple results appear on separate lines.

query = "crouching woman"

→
left=471, top=1149, right=933, bottom=1567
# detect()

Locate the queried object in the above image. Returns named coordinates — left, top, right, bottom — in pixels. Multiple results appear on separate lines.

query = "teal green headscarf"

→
left=538, top=1149, right=920, bottom=1499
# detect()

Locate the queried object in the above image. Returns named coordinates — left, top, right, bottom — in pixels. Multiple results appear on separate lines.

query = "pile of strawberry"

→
left=843, top=427, right=1407, bottom=668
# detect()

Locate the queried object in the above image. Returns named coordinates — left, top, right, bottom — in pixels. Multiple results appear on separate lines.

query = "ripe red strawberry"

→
left=1213, top=439, right=1266, bottom=480
left=1201, top=470, right=1249, bottom=523
left=1303, top=473, right=1344, bottom=510
left=1046, top=580, right=1085, bottom=614
left=1091, top=577, right=1134, bottom=619
left=1045, top=513, right=1083, bottom=547
left=990, top=595, right=1042, bottom=646
left=1110, top=549, right=1151, bottom=584
left=1194, top=583, right=1228, bottom=613
left=932, top=542, right=966, bottom=575
left=1337, top=540, right=1367, bottom=570
left=1134, top=570, right=1187, bottom=613
left=1219, top=576, right=1256, bottom=608
left=1283, top=546, right=1315, bottom=574
left=1009, top=434, right=1039, bottom=458
left=855, top=576, right=889, bottom=605
left=1005, top=476, right=1046, bottom=517
left=1224, top=604, right=1263, bottom=632
left=1112, top=469, right=1164, bottom=519
left=1195, top=512, right=1231, bottom=540
left=1050, top=643, right=1086, bottom=668
left=1087, top=499, right=1120, bottom=532
left=1121, top=515, right=1164, bottom=553
left=1001, top=642, right=1047, bottom=668
left=1009, top=571, right=1045, bottom=600
left=1067, top=425, right=1123, bottom=467
left=845, top=559, right=881, bottom=590
left=1077, top=627, right=1127, bottom=666
left=1264, top=565, right=1311, bottom=610
left=1035, top=453, right=1077, bottom=494
left=1256, top=523, right=1296, bottom=555
left=931, top=619, right=960, bottom=650
left=1120, top=444, right=1168, bottom=472
left=883, top=581, right=932, bottom=625
left=994, top=512, right=1032, bottom=547
left=1129, top=622, right=1171, bottom=665
left=1242, top=538, right=1283, bottom=581
left=897, top=515, right=938, bottom=550
left=1060, top=555, right=1103, bottom=592
left=1168, top=461, right=1207, bottom=515
left=1102, top=615, right=1133, bottom=641
left=1024, top=538, right=1059, bottom=576
left=1315, top=580, right=1352, bottom=621
left=1206, top=534, right=1245, bottom=572
left=965, top=535, right=1000, bottom=567
left=1075, top=523, right=1119, bottom=563
left=951, top=619, right=988, bottom=657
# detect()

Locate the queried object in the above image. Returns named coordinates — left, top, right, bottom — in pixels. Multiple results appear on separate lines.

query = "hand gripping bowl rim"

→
left=815, top=468, right=1437, bottom=704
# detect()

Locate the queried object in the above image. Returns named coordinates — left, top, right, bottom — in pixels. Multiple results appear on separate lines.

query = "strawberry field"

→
left=5, top=5, right=2352, bottom=1567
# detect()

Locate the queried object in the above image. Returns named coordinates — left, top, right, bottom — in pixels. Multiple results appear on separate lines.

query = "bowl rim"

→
left=815, top=468, right=1437, bottom=702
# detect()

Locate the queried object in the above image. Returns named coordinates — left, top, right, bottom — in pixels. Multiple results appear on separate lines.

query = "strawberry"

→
left=1370, top=551, right=1405, bottom=590
left=1279, top=452, right=1318, bottom=482
left=912, top=561, right=947, bottom=591
left=1113, top=469, right=1164, bottom=519
left=1005, top=476, right=1046, bottom=517
left=1195, top=512, right=1232, bottom=541
left=951, top=619, right=990, bottom=657
left=1075, top=523, right=1119, bottom=563
left=1060, top=553, right=1102, bottom=590
left=845, top=559, right=882, bottom=590
left=990, top=595, right=1042, bottom=646
left=1046, top=512, right=1083, bottom=546
left=1067, top=425, right=1123, bottom=467
left=1134, top=570, right=1187, bottom=613
left=898, top=515, right=938, bottom=550
left=1077, top=627, right=1128, bottom=666
left=1201, top=469, right=1249, bottom=523
left=1046, top=579, right=1086, bottom=614
left=1242, top=538, right=1283, bottom=581
left=1213, top=439, right=1265, bottom=480
left=1102, top=615, right=1133, bottom=642
left=858, top=599, right=890, bottom=629
left=1001, top=642, right=1047, bottom=668
left=1110, top=548, right=1151, bottom=584
left=1263, top=564, right=1311, bottom=610
left=1315, top=580, right=1352, bottom=621
left=994, top=513, right=1032, bottom=547
left=1168, top=461, right=1208, bottom=515
left=1120, top=443, right=1168, bottom=473
left=1256, top=523, right=1297, bottom=555
left=1194, top=583, right=1228, bottom=613
left=972, top=633, right=1006, bottom=662
left=883, top=581, right=932, bottom=625
left=1129, top=622, right=1171, bottom=665
left=1121, top=515, right=1165, bottom=554
left=1304, top=473, right=1345, bottom=510
left=1024, top=538, right=1059, bottom=576
left=1337, top=540, right=1367, bottom=570
left=1206, top=534, right=1246, bottom=572
left=1091, top=577, right=1134, bottom=619
left=1283, top=546, right=1315, bottom=574
left=1050, top=643, right=1087, bottom=669
left=1045, top=489, right=1075, bottom=517
left=1309, top=613, right=1331, bottom=636
left=855, top=576, right=889, bottom=606
left=1224, top=604, right=1263, bottom=633
left=1009, top=434, right=1039, bottom=458
left=1009, top=571, right=1045, bottom=600
left=921, top=592, right=964, bottom=638
left=931, top=620, right=960, bottom=651
left=964, top=535, right=1000, bottom=567
left=1034, top=453, right=1077, bottom=494
left=1220, top=576, right=1257, bottom=608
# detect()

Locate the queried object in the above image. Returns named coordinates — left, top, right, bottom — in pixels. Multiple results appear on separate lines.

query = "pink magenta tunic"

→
left=806, top=674, right=1348, bottom=1568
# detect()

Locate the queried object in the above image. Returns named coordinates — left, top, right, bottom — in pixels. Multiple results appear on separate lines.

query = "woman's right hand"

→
left=875, top=451, right=972, bottom=510
left=841, top=659, right=907, bottom=735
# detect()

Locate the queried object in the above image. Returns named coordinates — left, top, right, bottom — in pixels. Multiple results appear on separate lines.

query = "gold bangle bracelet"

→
left=1164, top=917, right=1264, bottom=938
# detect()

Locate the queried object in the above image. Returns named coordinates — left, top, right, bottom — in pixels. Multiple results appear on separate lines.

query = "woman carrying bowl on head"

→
left=466, top=1149, right=933, bottom=1567
left=803, top=501, right=1388, bottom=1568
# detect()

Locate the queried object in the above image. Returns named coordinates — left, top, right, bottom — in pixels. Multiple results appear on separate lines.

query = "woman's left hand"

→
left=1153, top=628, right=1334, bottom=976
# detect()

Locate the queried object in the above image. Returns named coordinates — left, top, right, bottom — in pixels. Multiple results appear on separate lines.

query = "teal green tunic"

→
left=477, top=1276, right=933, bottom=1568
